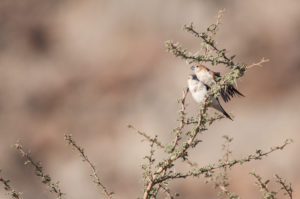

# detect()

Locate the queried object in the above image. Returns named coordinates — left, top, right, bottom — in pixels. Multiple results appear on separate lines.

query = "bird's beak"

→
left=190, top=65, right=195, bottom=70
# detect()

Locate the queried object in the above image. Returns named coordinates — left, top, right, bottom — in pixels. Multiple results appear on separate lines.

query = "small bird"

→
left=187, top=74, right=232, bottom=120
left=191, top=64, right=244, bottom=102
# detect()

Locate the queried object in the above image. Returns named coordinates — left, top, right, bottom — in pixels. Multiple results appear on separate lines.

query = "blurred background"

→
left=0, top=0, right=299, bottom=198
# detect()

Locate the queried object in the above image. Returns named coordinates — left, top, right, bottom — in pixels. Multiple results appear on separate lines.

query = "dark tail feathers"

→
left=219, top=104, right=233, bottom=121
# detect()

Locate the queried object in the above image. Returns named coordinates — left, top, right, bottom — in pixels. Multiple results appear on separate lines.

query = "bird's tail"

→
left=219, top=106, right=233, bottom=120
left=211, top=98, right=233, bottom=121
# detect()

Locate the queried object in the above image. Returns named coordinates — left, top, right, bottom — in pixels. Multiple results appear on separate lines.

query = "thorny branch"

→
left=128, top=125, right=165, bottom=149
left=142, top=96, right=211, bottom=199
left=170, top=87, right=189, bottom=153
left=128, top=123, right=197, bottom=167
left=64, top=134, right=113, bottom=199
left=210, top=136, right=239, bottom=199
left=0, top=170, right=21, bottom=199
left=275, top=174, right=293, bottom=199
left=250, top=172, right=293, bottom=199
left=143, top=136, right=156, bottom=183
left=14, top=142, right=64, bottom=199
left=184, top=113, right=225, bottom=126
left=250, top=172, right=276, bottom=199
left=183, top=23, right=235, bottom=67
left=153, top=139, right=293, bottom=183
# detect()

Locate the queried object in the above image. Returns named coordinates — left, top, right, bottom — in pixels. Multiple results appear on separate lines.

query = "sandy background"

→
left=0, top=0, right=299, bottom=198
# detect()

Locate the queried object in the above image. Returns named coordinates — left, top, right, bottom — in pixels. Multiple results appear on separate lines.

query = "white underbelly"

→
left=191, top=85, right=207, bottom=103
left=197, top=71, right=215, bottom=86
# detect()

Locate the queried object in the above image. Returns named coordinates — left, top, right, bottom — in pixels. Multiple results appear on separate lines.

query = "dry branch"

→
left=64, top=134, right=113, bottom=199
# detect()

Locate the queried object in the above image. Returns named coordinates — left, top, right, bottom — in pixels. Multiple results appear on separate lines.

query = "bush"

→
left=0, top=10, right=293, bottom=199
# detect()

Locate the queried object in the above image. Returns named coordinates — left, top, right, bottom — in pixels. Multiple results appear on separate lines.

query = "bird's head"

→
left=190, top=64, right=206, bottom=73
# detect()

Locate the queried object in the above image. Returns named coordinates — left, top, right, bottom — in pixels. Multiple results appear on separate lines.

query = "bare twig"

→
left=216, top=9, right=225, bottom=27
left=64, top=134, right=113, bottom=199
left=207, top=9, right=226, bottom=39
left=246, top=57, right=270, bottom=69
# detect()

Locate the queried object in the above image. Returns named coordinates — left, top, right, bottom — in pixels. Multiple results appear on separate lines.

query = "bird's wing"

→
left=220, top=85, right=244, bottom=102
left=213, top=71, right=244, bottom=102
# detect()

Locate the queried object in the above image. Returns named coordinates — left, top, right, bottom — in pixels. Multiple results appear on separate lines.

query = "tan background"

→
left=0, top=0, right=299, bottom=198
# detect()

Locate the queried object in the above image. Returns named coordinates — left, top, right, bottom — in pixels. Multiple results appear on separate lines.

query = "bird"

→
left=190, top=64, right=244, bottom=102
left=187, top=74, right=232, bottom=120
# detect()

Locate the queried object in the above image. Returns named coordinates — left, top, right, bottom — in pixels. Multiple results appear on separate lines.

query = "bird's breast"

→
left=197, top=70, right=215, bottom=85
